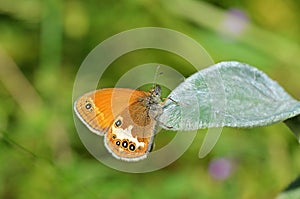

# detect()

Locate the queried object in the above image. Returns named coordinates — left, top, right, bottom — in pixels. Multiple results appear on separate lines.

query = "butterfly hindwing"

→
left=105, top=103, right=157, bottom=161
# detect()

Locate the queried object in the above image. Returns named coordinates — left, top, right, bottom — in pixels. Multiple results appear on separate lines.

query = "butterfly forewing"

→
left=74, top=93, right=109, bottom=135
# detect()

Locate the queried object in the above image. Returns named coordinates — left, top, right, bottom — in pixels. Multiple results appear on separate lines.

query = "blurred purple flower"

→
left=208, top=157, right=233, bottom=180
left=221, top=9, right=249, bottom=36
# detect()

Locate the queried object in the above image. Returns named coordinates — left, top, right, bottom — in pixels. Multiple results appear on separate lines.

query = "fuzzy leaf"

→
left=159, top=61, right=300, bottom=132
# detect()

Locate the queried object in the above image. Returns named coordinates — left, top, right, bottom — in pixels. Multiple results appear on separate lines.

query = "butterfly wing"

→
left=104, top=98, right=157, bottom=161
left=74, top=88, right=161, bottom=161
left=74, top=88, right=146, bottom=135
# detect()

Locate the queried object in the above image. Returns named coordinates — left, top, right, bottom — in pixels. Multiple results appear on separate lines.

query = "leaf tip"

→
left=284, top=115, right=300, bottom=143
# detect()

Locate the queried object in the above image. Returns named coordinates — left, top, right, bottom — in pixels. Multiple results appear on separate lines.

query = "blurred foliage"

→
left=0, top=0, right=300, bottom=198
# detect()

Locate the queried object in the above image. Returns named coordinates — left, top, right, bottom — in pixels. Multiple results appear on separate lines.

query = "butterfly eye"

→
left=129, top=143, right=136, bottom=151
left=85, top=103, right=92, bottom=110
left=122, top=140, right=128, bottom=148
left=115, top=119, right=122, bottom=127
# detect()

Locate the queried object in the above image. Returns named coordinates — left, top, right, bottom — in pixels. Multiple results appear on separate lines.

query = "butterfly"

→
left=74, top=85, right=163, bottom=161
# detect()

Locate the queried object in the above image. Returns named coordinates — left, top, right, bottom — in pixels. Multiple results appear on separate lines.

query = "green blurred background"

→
left=1, top=0, right=300, bottom=198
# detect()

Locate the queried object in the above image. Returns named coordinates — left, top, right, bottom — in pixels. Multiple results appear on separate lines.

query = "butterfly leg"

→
left=167, top=96, right=179, bottom=105
left=149, top=141, right=155, bottom=152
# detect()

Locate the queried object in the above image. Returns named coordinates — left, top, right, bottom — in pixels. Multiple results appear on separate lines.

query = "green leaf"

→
left=159, top=61, right=300, bottom=132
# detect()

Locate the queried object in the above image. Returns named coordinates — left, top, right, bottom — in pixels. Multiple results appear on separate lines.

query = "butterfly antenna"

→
left=152, top=65, right=161, bottom=89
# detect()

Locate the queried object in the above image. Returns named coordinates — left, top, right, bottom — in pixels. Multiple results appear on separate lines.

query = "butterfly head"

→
left=148, top=84, right=162, bottom=105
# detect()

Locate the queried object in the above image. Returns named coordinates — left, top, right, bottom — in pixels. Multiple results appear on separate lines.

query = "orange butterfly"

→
left=74, top=86, right=163, bottom=161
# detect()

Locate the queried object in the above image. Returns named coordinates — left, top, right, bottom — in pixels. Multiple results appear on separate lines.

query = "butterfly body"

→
left=74, top=86, right=162, bottom=161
